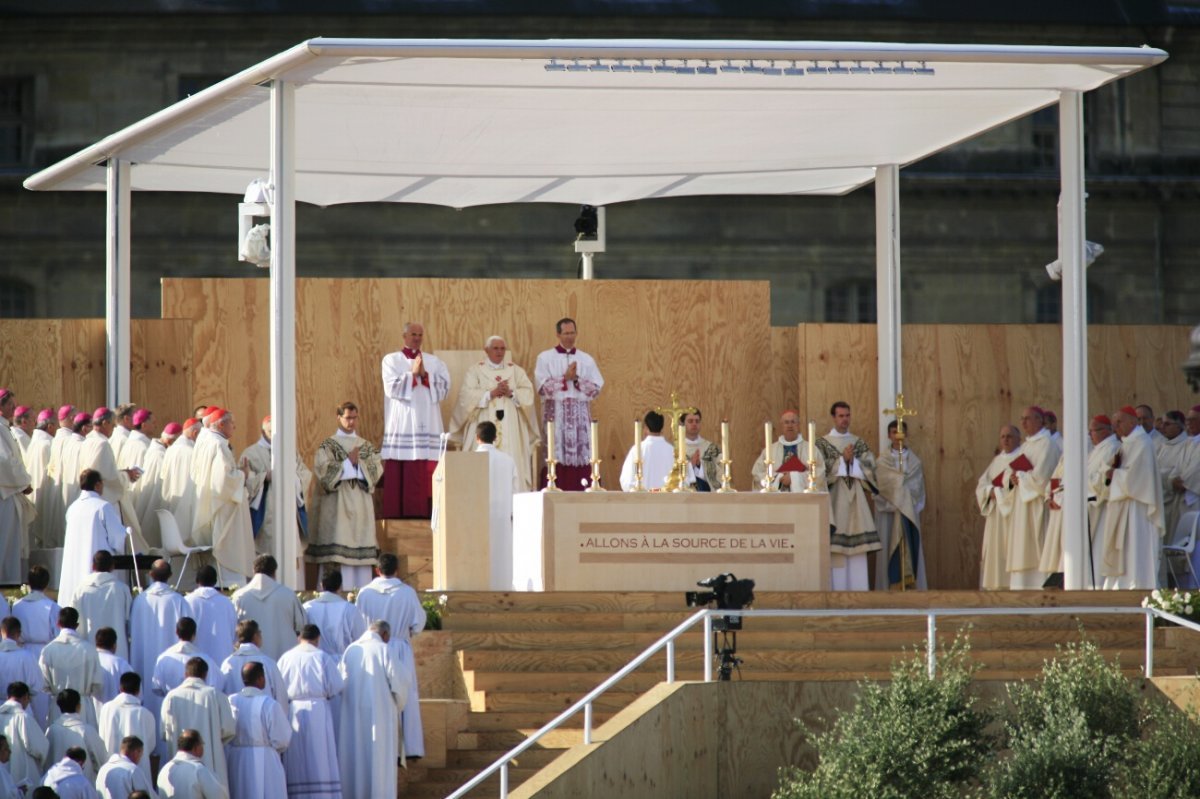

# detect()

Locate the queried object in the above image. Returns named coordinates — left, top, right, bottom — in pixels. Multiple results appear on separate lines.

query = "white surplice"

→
left=380, top=349, right=451, bottom=461
left=58, top=491, right=127, bottom=605
left=976, top=449, right=1021, bottom=590
left=1099, top=425, right=1166, bottom=589
left=231, top=574, right=306, bottom=661
left=39, top=629, right=103, bottom=728
left=185, top=586, right=239, bottom=665
left=278, top=641, right=344, bottom=799
left=96, top=692, right=156, bottom=785
left=96, top=753, right=158, bottom=799
left=0, top=698, right=48, bottom=786
left=476, top=443, right=519, bottom=589
left=160, top=677, right=234, bottom=784
left=302, top=593, right=366, bottom=658
left=1008, top=429, right=1061, bottom=589
left=354, top=576, right=425, bottom=757
left=618, top=436, right=676, bottom=491
left=227, top=687, right=291, bottom=799
left=338, top=631, right=409, bottom=799
left=533, top=347, right=604, bottom=467
left=67, top=571, right=132, bottom=662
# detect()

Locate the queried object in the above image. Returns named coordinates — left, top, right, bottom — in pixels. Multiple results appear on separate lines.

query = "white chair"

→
left=1162, top=510, right=1200, bottom=590
left=156, top=509, right=213, bottom=590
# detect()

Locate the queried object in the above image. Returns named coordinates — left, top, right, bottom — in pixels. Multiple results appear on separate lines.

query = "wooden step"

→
left=459, top=728, right=583, bottom=749
left=466, top=710, right=615, bottom=731
left=445, top=747, right=563, bottom=770
left=475, top=690, right=644, bottom=713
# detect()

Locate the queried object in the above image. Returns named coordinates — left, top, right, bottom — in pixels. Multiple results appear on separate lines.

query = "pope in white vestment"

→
left=534, top=323, right=604, bottom=490
left=96, top=751, right=158, bottom=799
left=58, top=487, right=126, bottom=607
left=160, top=676, right=234, bottom=783
left=619, top=430, right=676, bottom=492
left=227, top=682, right=291, bottom=799
left=96, top=689, right=156, bottom=785
left=190, top=411, right=255, bottom=580
left=39, top=626, right=103, bottom=728
left=66, top=567, right=132, bottom=662
left=355, top=566, right=425, bottom=758
left=380, top=324, right=451, bottom=519
left=278, top=636, right=344, bottom=799
left=339, top=627, right=409, bottom=799
left=0, top=695, right=48, bottom=787
left=1098, top=415, right=1165, bottom=589
left=449, top=338, right=540, bottom=492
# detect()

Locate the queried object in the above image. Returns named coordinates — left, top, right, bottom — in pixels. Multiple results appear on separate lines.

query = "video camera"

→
left=685, top=572, right=755, bottom=631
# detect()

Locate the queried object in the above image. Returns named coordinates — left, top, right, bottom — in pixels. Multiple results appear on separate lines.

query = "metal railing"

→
left=446, top=605, right=1200, bottom=799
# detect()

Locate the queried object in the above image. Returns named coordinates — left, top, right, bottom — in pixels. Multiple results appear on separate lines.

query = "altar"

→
left=512, top=492, right=831, bottom=592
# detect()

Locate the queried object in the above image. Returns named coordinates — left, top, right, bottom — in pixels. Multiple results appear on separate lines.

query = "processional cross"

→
left=883, top=393, right=917, bottom=442
left=654, top=392, right=699, bottom=493
left=882, top=393, right=919, bottom=590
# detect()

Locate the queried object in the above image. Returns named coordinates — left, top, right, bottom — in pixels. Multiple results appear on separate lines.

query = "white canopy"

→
left=24, top=38, right=1165, bottom=207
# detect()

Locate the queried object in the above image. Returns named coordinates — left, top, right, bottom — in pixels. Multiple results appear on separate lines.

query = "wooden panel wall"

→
left=161, top=278, right=777, bottom=492
left=0, top=319, right=193, bottom=421
left=798, top=323, right=1196, bottom=589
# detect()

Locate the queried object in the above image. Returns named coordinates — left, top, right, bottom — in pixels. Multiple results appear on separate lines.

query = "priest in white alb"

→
left=976, top=425, right=1022, bottom=590
left=302, top=570, right=366, bottom=658
left=129, top=560, right=188, bottom=754
left=1085, top=414, right=1122, bottom=588
left=619, top=411, right=676, bottom=491
left=185, top=565, right=239, bottom=665
left=160, top=418, right=201, bottom=543
left=231, top=555, right=305, bottom=661
left=1157, top=410, right=1194, bottom=538
left=58, top=470, right=127, bottom=613
left=380, top=322, right=450, bottom=519
left=0, top=389, right=33, bottom=585
left=226, top=661, right=291, bottom=799
left=152, top=617, right=222, bottom=702
left=278, top=624, right=344, bottom=799
left=78, top=407, right=144, bottom=545
left=157, top=729, right=229, bottom=799
left=96, top=672, right=157, bottom=786
left=816, top=402, right=879, bottom=590
left=535, top=317, right=604, bottom=491
left=471, top=422, right=519, bottom=589
left=134, top=420, right=180, bottom=550
left=40, top=404, right=76, bottom=548
left=1006, top=406, right=1061, bottom=590
left=307, top=402, right=384, bottom=589
left=25, top=409, right=55, bottom=550
left=339, top=621, right=409, bottom=799
left=190, top=409, right=255, bottom=582
left=109, top=403, right=137, bottom=465
left=59, top=412, right=91, bottom=522
left=1098, top=406, right=1165, bottom=589
left=159, top=658, right=234, bottom=783
left=65, top=550, right=132, bottom=663
left=874, top=421, right=927, bottom=591
left=38, top=608, right=104, bottom=728
left=450, top=335, right=539, bottom=492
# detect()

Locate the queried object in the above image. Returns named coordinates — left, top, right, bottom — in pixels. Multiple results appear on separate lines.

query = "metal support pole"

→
left=583, top=702, right=593, bottom=745
left=1144, top=611, right=1155, bottom=678
left=703, top=614, right=713, bottom=682
left=875, top=164, right=902, bottom=453
left=269, top=80, right=300, bottom=588
left=500, top=763, right=508, bottom=799
left=105, top=159, right=131, bottom=407
left=1059, top=90, right=1089, bottom=591
left=926, top=613, right=937, bottom=678
left=666, top=640, right=675, bottom=683
left=580, top=251, right=595, bottom=280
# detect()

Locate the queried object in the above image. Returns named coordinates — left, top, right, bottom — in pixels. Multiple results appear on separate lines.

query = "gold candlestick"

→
left=585, top=420, right=605, bottom=491
left=543, top=420, right=561, bottom=492
left=717, top=457, right=736, bottom=493
left=760, top=421, right=777, bottom=492
left=671, top=420, right=692, bottom=493
left=629, top=419, right=647, bottom=492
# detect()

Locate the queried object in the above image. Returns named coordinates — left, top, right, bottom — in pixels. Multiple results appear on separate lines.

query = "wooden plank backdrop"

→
left=0, top=319, right=193, bottom=421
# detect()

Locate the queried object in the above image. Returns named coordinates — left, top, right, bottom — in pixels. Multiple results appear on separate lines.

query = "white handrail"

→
left=445, top=604, right=1200, bottom=799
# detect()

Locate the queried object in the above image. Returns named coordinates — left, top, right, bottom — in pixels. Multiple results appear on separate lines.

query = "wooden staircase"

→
left=397, top=587, right=1199, bottom=798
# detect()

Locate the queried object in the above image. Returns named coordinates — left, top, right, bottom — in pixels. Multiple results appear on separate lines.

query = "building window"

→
left=0, top=76, right=35, bottom=168
left=1035, top=283, right=1105, bottom=324
left=1030, top=106, right=1058, bottom=172
left=177, top=74, right=224, bottom=101
left=0, top=279, right=33, bottom=318
left=825, top=279, right=876, bottom=323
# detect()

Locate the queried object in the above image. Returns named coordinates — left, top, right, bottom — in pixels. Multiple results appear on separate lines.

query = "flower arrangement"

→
left=1141, top=588, right=1199, bottom=622
left=422, top=593, right=448, bottom=630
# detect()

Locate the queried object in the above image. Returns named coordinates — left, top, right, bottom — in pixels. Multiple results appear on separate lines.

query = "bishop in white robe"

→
left=874, top=426, right=928, bottom=591
left=380, top=323, right=451, bottom=519
left=751, top=414, right=828, bottom=494
left=133, top=425, right=178, bottom=550
left=160, top=667, right=234, bottom=783
left=66, top=556, right=132, bottom=662
left=24, top=414, right=55, bottom=550
left=619, top=415, right=676, bottom=492
left=278, top=629, right=344, bottom=799
left=226, top=665, right=291, bottom=799
left=0, top=403, right=33, bottom=586
left=339, top=625, right=409, bottom=799
left=534, top=319, right=604, bottom=491
left=59, top=419, right=90, bottom=523
left=1086, top=417, right=1123, bottom=588
left=230, top=560, right=306, bottom=661
left=116, top=410, right=155, bottom=475
left=109, top=405, right=136, bottom=465
left=1007, top=407, right=1061, bottom=590
left=449, top=337, right=540, bottom=492
left=355, top=560, right=425, bottom=758
left=190, top=410, right=254, bottom=580
left=976, top=426, right=1023, bottom=590
left=1098, top=408, right=1166, bottom=589
left=307, top=406, right=384, bottom=590
left=160, top=421, right=200, bottom=543
left=9, top=407, right=32, bottom=461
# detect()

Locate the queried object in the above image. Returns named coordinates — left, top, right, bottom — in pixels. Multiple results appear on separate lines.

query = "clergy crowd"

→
left=977, top=403, right=1200, bottom=591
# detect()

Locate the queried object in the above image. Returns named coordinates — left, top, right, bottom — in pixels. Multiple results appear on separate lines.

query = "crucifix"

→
left=883, top=393, right=917, bottom=443
left=654, top=392, right=699, bottom=492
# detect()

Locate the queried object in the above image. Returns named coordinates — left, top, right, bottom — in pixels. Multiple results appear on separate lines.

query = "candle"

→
left=590, top=420, right=599, bottom=461
left=808, top=421, right=816, bottom=465
left=721, top=420, right=730, bottom=459
left=547, top=420, right=555, bottom=459
left=634, top=419, right=643, bottom=465
left=677, top=422, right=686, bottom=462
left=765, top=421, right=773, bottom=454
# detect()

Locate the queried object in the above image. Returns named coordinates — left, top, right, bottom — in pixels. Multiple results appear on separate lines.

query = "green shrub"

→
left=1113, top=698, right=1200, bottom=799
left=773, top=638, right=991, bottom=799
